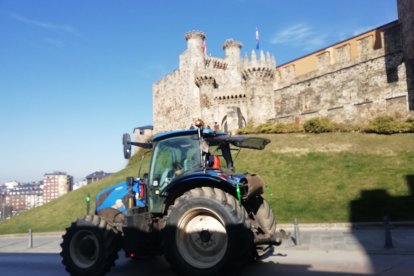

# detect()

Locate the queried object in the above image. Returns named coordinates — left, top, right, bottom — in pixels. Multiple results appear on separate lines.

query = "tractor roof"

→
left=152, top=129, right=270, bottom=150
left=152, top=128, right=226, bottom=142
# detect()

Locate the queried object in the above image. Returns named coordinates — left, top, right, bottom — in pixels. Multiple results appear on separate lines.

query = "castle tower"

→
left=242, top=50, right=276, bottom=125
left=223, top=39, right=242, bottom=69
left=195, top=75, right=217, bottom=126
left=180, top=31, right=206, bottom=72
left=222, top=39, right=243, bottom=87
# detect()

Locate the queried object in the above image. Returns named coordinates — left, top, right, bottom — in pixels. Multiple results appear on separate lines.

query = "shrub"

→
left=237, top=123, right=257, bottom=134
left=257, top=122, right=275, bottom=133
left=364, top=116, right=414, bottom=134
left=399, top=122, right=414, bottom=133
left=272, top=123, right=303, bottom=133
left=238, top=122, right=304, bottom=134
left=238, top=116, right=414, bottom=135
left=405, top=117, right=414, bottom=132
left=365, top=116, right=400, bottom=134
left=303, top=118, right=335, bottom=133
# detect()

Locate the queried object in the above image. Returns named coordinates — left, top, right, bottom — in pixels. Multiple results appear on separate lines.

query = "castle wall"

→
left=153, top=18, right=412, bottom=134
left=274, top=22, right=409, bottom=124
left=153, top=69, right=201, bottom=132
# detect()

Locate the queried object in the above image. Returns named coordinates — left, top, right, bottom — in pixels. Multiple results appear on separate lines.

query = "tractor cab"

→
left=122, top=122, right=270, bottom=214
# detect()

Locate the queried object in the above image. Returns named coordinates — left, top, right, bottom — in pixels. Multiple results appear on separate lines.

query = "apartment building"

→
left=43, top=171, right=73, bottom=204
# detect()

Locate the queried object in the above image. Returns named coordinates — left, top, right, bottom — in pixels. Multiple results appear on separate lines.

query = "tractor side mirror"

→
left=123, top=133, right=132, bottom=159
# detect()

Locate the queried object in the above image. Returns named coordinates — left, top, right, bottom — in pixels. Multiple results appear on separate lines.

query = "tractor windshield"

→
left=148, top=135, right=201, bottom=189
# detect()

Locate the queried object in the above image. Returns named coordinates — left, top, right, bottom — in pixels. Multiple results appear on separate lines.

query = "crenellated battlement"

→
left=242, top=50, right=276, bottom=81
left=243, top=50, right=276, bottom=68
left=242, top=67, right=275, bottom=81
left=204, top=57, right=228, bottom=70
left=222, top=39, right=243, bottom=50
left=195, top=75, right=216, bottom=87
left=185, top=30, right=206, bottom=41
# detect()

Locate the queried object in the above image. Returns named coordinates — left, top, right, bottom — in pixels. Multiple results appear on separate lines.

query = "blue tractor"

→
left=60, top=121, right=286, bottom=275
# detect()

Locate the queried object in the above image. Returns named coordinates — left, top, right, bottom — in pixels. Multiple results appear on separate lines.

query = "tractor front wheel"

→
left=60, top=215, right=120, bottom=276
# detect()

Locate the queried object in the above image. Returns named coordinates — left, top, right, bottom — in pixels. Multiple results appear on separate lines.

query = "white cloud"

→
left=271, top=24, right=311, bottom=44
left=11, top=13, right=77, bottom=34
left=270, top=23, right=326, bottom=51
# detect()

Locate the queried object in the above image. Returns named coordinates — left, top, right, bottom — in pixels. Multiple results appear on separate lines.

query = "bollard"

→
left=294, top=218, right=301, bottom=246
left=384, top=216, right=394, bottom=249
left=28, top=228, right=33, bottom=248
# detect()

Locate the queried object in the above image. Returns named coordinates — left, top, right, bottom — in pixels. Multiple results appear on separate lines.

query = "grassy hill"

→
left=0, top=133, right=413, bottom=234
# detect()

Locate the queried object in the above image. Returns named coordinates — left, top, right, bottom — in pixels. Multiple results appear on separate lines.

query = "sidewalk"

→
left=0, top=232, right=63, bottom=253
left=0, top=223, right=413, bottom=254
left=278, top=222, right=414, bottom=254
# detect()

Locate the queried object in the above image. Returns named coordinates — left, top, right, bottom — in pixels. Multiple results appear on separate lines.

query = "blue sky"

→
left=0, top=0, right=397, bottom=183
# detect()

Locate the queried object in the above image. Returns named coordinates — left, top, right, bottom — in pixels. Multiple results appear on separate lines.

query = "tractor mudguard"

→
left=156, top=173, right=242, bottom=214
left=163, top=173, right=237, bottom=196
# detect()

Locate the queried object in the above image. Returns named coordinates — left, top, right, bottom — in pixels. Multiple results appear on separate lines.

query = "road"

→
left=1, top=249, right=414, bottom=275
left=1, top=226, right=414, bottom=275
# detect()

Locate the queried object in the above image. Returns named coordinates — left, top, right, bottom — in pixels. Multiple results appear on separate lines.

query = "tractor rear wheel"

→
left=163, top=187, right=252, bottom=276
left=60, top=215, right=121, bottom=276
left=255, top=197, right=277, bottom=236
left=249, top=196, right=277, bottom=258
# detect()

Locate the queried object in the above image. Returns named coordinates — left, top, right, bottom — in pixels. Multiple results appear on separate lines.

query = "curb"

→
left=0, top=231, right=64, bottom=238
left=278, top=221, right=414, bottom=231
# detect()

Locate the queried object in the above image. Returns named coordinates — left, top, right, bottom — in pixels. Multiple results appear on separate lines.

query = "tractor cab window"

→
left=148, top=135, right=201, bottom=189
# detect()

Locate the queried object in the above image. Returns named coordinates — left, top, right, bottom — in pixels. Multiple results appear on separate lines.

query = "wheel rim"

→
left=69, top=229, right=99, bottom=269
left=176, top=207, right=228, bottom=269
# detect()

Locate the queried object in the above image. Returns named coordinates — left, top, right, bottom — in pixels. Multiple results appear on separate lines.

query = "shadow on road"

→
left=244, top=261, right=369, bottom=276
left=0, top=251, right=376, bottom=276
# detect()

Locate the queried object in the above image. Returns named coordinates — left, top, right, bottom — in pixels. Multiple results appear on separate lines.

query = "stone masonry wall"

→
left=153, top=20, right=411, bottom=134
left=274, top=25, right=408, bottom=124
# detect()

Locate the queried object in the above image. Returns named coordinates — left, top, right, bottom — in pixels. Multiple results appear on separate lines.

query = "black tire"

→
left=249, top=196, right=277, bottom=257
left=163, top=187, right=253, bottom=276
left=60, top=215, right=121, bottom=276
left=255, top=197, right=277, bottom=236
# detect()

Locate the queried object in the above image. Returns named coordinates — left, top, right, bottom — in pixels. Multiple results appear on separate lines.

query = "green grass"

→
left=1, top=133, right=413, bottom=234
left=235, top=133, right=414, bottom=223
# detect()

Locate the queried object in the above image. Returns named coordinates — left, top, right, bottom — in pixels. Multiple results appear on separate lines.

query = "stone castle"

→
left=153, top=0, right=413, bottom=133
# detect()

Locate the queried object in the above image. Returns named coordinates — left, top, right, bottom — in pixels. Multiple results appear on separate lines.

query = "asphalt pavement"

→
left=0, top=222, right=413, bottom=275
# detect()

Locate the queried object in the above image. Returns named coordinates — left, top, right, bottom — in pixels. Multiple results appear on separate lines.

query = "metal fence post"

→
left=28, top=228, right=33, bottom=248
left=294, top=218, right=301, bottom=246
left=384, top=216, right=394, bottom=249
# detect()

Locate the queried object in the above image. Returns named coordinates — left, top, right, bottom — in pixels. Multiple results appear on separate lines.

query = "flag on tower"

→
left=256, top=27, right=260, bottom=50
